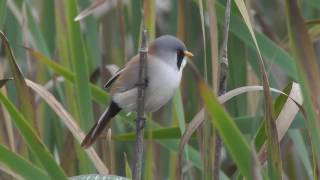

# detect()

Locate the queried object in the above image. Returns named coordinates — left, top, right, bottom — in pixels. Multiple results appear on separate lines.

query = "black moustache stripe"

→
left=177, top=52, right=184, bottom=69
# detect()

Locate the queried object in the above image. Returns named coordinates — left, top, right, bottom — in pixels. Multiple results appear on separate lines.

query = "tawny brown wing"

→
left=109, top=55, right=140, bottom=95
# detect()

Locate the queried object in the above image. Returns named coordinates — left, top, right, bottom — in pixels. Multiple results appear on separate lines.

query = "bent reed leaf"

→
left=255, top=82, right=303, bottom=163
left=286, top=0, right=320, bottom=174
left=234, top=1, right=282, bottom=178
left=25, top=47, right=108, bottom=105
left=25, top=79, right=109, bottom=175
left=0, top=92, right=68, bottom=179
left=177, top=83, right=302, bottom=179
left=0, top=31, right=36, bottom=127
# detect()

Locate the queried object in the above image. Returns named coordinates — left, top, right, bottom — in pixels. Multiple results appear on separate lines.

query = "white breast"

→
left=113, top=57, right=182, bottom=112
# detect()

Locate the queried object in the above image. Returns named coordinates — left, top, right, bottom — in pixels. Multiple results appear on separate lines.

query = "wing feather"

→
left=110, top=55, right=140, bottom=95
left=104, top=69, right=123, bottom=89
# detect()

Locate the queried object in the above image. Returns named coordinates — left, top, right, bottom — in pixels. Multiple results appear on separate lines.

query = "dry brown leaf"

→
left=258, top=82, right=303, bottom=163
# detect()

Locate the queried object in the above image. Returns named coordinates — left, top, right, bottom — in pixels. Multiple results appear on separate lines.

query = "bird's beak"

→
left=184, top=51, right=194, bottom=58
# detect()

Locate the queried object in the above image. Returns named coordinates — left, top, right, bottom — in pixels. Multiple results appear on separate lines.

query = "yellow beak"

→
left=184, top=51, right=194, bottom=58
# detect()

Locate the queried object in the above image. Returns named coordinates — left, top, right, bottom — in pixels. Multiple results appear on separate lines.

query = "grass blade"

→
left=254, top=83, right=303, bottom=163
left=0, top=144, right=49, bottom=180
left=26, top=47, right=108, bottom=105
left=121, top=115, right=230, bottom=178
left=77, top=0, right=101, bottom=72
left=124, top=153, right=132, bottom=179
left=234, top=1, right=283, bottom=178
left=24, top=1, right=50, bottom=57
left=198, top=80, right=252, bottom=179
left=207, top=0, right=219, bottom=92
left=177, top=84, right=291, bottom=178
left=143, top=0, right=155, bottom=40
left=289, top=130, right=313, bottom=179
left=66, top=0, right=94, bottom=131
left=0, top=0, right=7, bottom=28
left=285, top=0, right=320, bottom=168
left=40, top=0, right=55, bottom=53
left=177, top=83, right=292, bottom=172
left=113, top=114, right=305, bottom=141
left=197, top=0, right=213, bottom=178
left=25, top=79, right=109, bottom=174
left=0, top=31, right=36, bottom=127
left=0, top=92, right=67, bottom=179
left=250, top=143, right=263, bottom=180
left=173, top=90, right=187, bottom=139
left=0, top=164, right=22, bottom=180
left=176, top=108, right=204, bottom=180
left=113, top=127, right=182, bottom=141
left=74, top=0, right=106, bottom=21
left=215, top=2, right=297, bottom=80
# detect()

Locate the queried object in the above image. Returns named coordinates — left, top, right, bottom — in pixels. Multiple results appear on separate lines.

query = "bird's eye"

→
left=176, top=50, right=185, bottom=69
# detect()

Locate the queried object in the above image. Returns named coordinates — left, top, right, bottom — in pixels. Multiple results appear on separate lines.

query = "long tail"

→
left=81, top=101, right=121, bottom=148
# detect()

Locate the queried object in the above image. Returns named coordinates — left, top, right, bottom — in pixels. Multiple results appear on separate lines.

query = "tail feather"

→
left=81, top=101, right=121, bottom=148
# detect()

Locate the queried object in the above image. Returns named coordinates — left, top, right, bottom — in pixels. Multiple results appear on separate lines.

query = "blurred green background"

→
left=0, top=0, right=320, bottom=179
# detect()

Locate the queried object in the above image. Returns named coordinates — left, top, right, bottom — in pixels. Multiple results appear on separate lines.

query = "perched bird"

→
left=81, top=35, right=193, bottom=148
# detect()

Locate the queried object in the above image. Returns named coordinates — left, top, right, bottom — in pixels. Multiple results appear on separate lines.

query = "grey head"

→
left=150, top=35, right=190, bottom=70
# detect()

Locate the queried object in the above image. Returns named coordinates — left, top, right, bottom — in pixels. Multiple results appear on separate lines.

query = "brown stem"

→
left=133, top=29, right=148, bottom=180
left=213, top=0, right=232, bottom=179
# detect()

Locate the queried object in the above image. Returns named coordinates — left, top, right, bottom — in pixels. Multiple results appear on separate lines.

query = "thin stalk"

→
left=208, top=0, right=219, bottom=92
left=214, top=0, right=232, bottom=179
left=198, top=0, right=213, bottom=178
left=133, top=29, right=148, bottom=180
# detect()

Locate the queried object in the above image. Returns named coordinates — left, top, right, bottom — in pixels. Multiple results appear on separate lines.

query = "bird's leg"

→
left=144, top=77, right=149, bottom=88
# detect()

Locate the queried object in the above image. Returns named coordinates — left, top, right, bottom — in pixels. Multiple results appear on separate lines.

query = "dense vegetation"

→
left=0, top=0, right=319, bottom=179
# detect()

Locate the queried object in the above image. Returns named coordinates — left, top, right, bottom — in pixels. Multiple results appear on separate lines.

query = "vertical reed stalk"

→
left=213, top=0, right=232, bottom=179
left=133, top=29, right=148, bottom=180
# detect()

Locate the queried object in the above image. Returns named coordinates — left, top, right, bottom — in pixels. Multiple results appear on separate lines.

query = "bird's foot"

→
left=135, top=78, right=149, bottom=88
left=135, top=117, right=146, bottom=130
